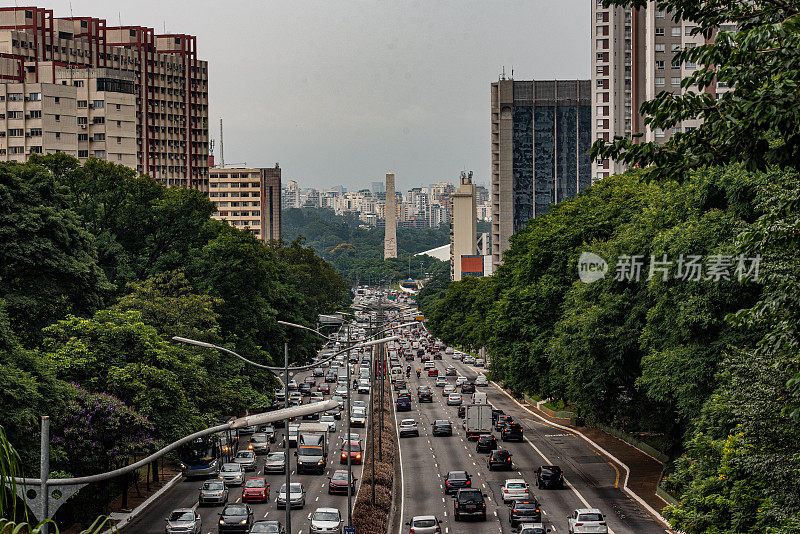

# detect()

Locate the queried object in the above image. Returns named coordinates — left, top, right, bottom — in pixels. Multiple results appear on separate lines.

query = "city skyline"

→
left=24, top=0, right=590, bottom=190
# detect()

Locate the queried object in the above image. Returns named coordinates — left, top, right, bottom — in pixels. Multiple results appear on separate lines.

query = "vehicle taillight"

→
left=248, top=444, right=253, bottom=449
left=600, top=522, right=606, bottom=526
left=356, top=454, right=361, bottom=459
left=575, top=523, right=583, bottom=527
left=445, top=481, right=450, bottom=485
left=513, top=510, right=518, bottom=513
left=504, top=489, right=508, bottom=493
left=465, top=480, right=471, bottom=486
left=435, top=527, right=440, bottom=533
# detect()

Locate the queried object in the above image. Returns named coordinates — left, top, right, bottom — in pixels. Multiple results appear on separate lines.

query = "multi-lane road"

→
left=127, top=308, right=666, bottom=534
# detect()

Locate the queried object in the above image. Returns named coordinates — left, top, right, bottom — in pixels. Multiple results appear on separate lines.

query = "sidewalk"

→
left=516, top=395, right=669, bottom=517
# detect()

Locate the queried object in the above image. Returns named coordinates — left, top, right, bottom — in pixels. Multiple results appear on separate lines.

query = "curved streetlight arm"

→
left=277, top=321, right=338, bottom=342
left=172, top=335, right=399, bottom=373
left=13, top=400, right=337, bottom=486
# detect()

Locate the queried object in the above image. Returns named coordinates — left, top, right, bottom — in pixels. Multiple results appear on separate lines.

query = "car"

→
left=198, top=480, right=229, bottom=506
left=320, top=415, right=337, bottom=432
left=442, top=384, right=456, bottom=397
left=275, top=389, right=286, bottom=402
left=487, top=449, right=513, bottom=470
left=313, top=367, right=325, bottom=377
left=475, top=375, right=488, bottom=386
left=318, top=383, right=330, bottom=394
left=325, top=372, right=337, bottom=383
left=248, top=433, right=270, bottom=454
left=399, top=418, right=419, bottom=437
left=567, top=508, right=608, bottom=534
left=445, top=366, right=456, bottom=376
left=475, top=358, right=485, bottom=367
left=242, top=477, right=270, bottom=503
left=287, top=380, right=299, bottom=391
left=358, top=379, right=371, bottom=394
left=457, top=405, right=466, bottom=418
left=299, top=383, right=312, bottom=396
left=455, top=376, right=468, bottom=386
left=339, top=433, right=362, bottom=448
left=310, top=391, right=324, bottom=402
left=334, top=386, right=348, bottom=398
left=218, top=463, right=244, bottom=486
left=447, top=393, right=463, bottom=406
left=460, top=382, right=475, bottom=394
left=304, top=376, right=317, bottom=386
left=509, top=500, right=542, bottom=527
left=536, top=465, right=564, bottom=489
left=463, top=356, right=476, bottom=365
left=165, top=508, right=202, bottom=534
left=264, top=451, right=286, bottom=474
left=352, top=400, right=367, bottom=409
left=309, top=507, right=343, bottom=534
left=452, top=488, right=487, bottom=521
left=340, top=440, right=363, bottom=464
left=432, top=420, right=452, bottom=436
left=427, top=368, right=439, bottom=377
left=250, top=520, right=284, bottom=534
left=218, top=503, right=253, bottom=532
left=491, top=409, right=506, bottom=425
left=328, top=469, right=357, bottom=495
left=501, top=423, right=524, bottom=442
left=495, top=415, right=514, bottom=432
left=350, top=407, right=367, bottom=427
left=476, top=434, right=498, bottom=453
left=325, top=405, right=342, bottom=420
left=276, top=482, right=306, bottom=509
left=396, top=394, right=412, bottom=412
left=234, top=450, right=257, bottom=471
left=258, top=425, right=277, bottom=443
left=405, top=516, right=441, bottom=534
left=444, top=470, right=471, bottom=494
left=501, top=479, right=531, bottom=503
left=417, top=387, right=433, bottom=403
left=331, top=395, right=345, bottom=409
left=393, top=379, right=407, bottom=390
left=434, top=377, right=447, bottom=387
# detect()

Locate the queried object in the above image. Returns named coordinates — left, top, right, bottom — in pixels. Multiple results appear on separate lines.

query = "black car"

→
left=460, top=382, right=476, bottom=394
left=501, top=422, right=524, bottom=442
left=495, top=414, right=513, bottom=431
left=432, top=420, right=453, bottom=437
left=218, top=503, right=253, bottom=532
left=444, top=470, right=472, bottom=494
left=325, top=373, right=337, bottom=383
left=452, top=488, right=487, bottom=521
left=487, top=449, right=513, bottom=470
left=491, top=409, right=505, bottom=424
left=476, top=434, right=498, bottom=453
left=508, top=499, right=542, bottom=527
left=418, top=388, right=433, bottom=403
left=536, top=465, right=564, bottom=489
left=298, top=383, right=312, bottom=396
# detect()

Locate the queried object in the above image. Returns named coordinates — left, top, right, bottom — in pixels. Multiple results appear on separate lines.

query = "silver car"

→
left=277, top=482, right=306, bottom=509
left=264, top=451, right=286, bottom=474
left=165, top=508, right=202, bottom=534
left=248, top=433, right=270, bottom=454
left=309, top=507, right=343, bottom=534
left=519, top=523, right=548, bottom=534
left=447, top=393, right=463, bottom=406
left=320, top=415, right=337, bottom=432
left=198, top=480, right=228, bottom=505
left=218, top=463, right=244, bottom=486
left=442, top=384, right=456, bottom=397
left=234, top=450, right=257, bottom=471
left=405, top=516, right=440, bottom=534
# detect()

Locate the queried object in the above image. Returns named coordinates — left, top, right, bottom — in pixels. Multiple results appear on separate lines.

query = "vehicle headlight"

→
left=240, top=519, right=248, bottom=524
left=219, top=519, right=225, bottom=525
left=318, top=459, right=325, bottom=465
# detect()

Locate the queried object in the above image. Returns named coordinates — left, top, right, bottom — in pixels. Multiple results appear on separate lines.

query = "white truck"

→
left=296, top=423, right=329, bottom=474
left=464, top=403, right=493, bottom=441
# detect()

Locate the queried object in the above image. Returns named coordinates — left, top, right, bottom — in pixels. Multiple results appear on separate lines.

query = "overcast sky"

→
left=37, top=0, right=589, bottom=190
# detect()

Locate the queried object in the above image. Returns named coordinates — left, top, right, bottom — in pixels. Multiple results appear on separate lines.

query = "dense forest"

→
left=282, top=207, right=458, bottom=283
left=0, top=155, right=350, bottom=526
left=418, top=2, right=800, bottom=533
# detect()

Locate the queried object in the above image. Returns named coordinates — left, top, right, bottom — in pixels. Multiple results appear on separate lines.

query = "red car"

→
left=328, top=469, right=357, bottom=495
left=340, top=441, right=363, bottom=465
left=427, top=368, right=439, bottom=377
left=241, top=477, right=269, bottom=503
left=317, top=383, right=330, bottom=394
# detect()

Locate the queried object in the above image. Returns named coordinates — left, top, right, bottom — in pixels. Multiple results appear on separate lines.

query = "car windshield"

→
left=521, top=529, right=546, bottom=534
left=220, top=464, right=240, bottom=472
left=449, top=471, right=467, bottom=480
left=435, top=421, right=450, bottom=426
left=578, top=513, right=604, bottom=522
left=169, top=511, right=194, bottom=521
left=401, top=420, right=416, bottom=425
left=458, top=490, right=483, bottom=502
left=508, top=482, right=527, bottom=489
left=302, top=448, right=324, bottom=456
left=245, top=479, right=266, bottom=488
left=332, top=471, right=349, bottom=480
left=203, top=482, right=224, bottom=490
left=236, top=451, right=255, bottom=459
left=280, top=483, right=302, bottom=492
left=252, top=434, right=267, bottom=442
left=267, top=452, right=284, bottom=461
left=413, top=519, right=437, bottom=527
left=342, top=442, right=361, bottom=451
left=515, top=502, right=538, bottom=509
left=223, top=504, right=247, bottom=515
left=313, top=511, right=340, bottom=522
left=251, top=523, right=280, bottom=533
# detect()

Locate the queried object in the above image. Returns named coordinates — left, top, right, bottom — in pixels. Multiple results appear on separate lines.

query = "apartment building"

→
left=0, top=6, right=209, bottom=189
left=591, top=2, right=731, bottom=181
left=209, top=166, right=282, bottom=242
left=490, top=78, right=592, bottom=271
left=450, top=171, right=478, bottom=282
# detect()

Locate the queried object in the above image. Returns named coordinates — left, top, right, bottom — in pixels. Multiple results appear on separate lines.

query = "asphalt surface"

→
left=397, top=346, right=666, bottom=534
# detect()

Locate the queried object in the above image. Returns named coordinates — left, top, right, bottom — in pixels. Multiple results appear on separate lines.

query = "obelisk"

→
left=384, top=172, right=397, bottom=259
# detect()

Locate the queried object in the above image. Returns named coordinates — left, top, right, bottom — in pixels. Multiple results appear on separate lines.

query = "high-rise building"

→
left=591, top=3, right=731, bottom=180
left=384, top=172, right=397, bottom=259
left=0, top=6, right=209, bottom=189
left=450, top=171, right=479, bottom=281
left=490, top=79, right=592, bottom=271
left=209, top=165, right=281, bottom=242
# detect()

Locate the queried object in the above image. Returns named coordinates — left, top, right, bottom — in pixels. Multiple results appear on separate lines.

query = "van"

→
left=390, top=367, right=403, bottom=383
left=472, top=392, right=488, bottom=405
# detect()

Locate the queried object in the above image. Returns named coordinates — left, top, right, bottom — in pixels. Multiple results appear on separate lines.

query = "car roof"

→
left=171, top=507, right=194, bottom=513
left=505, top=478, right=527, bottom=484
left=576, top=508, right=603, bottom=514
left=411, top=515, right=438, bottom=521
left=314, top=507, right=339, bottom=513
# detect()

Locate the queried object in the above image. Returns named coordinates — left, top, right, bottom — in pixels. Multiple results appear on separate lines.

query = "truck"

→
left=295, top=423, right=329, bottom=474
left=464, top=403, right=493, bottom=441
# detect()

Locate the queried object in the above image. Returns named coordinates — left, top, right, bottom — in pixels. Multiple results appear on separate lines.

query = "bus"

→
left=179, top=432, right=236, bottom=478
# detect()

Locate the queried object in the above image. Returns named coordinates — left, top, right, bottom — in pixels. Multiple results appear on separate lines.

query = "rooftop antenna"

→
left=511, top=66, right=514, bottom=79
left=500, top=66, right=506, bottom=81
left=219, top=118, right=225, bottom=168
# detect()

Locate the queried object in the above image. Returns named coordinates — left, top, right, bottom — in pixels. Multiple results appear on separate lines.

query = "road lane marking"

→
left=609, top=461, right=620, bottom=488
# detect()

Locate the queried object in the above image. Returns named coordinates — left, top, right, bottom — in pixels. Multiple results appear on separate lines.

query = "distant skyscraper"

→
left=371, top=181, right=385, bottom=195
left=450, top=171, right=478, bottom=281
left=384, top=172, right=397, bottom=259
left=209, top=165, right=281, bottom=242
left=490, top=79, right=592, bottom=271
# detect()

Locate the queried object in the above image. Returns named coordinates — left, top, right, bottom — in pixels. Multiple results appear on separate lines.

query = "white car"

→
left=405, top=516, right=441, bottom=534
left=352, top=400, right=367, bottom=410
left=435, top=377, right=448, bottom=387
left=398, top=419, right=419, bottom=437
left=277, top=482, right=306, bottom=509
left=475, top=358, right=485, bottom=367
left=320, top=415, right=337, bottom=432
left=447, top=393, right=463, bottom=406
left=217, top=463, right=244, bottom=487
left=567, top=508, right=608, bottom=534
left=463, top=356, right=476, bottom=365
left=501, top=479, right=531, bottom=503
left=350, top=407, right=367, bottom=427
left=455, top=376, right=468, bottom=386
left=334, top=386, right=348, bottom=398
left=358, top=379, right=371, bottom=394
left=309, top=507, right=343, bottom=534
left=475, top=375, right=488, bottom=386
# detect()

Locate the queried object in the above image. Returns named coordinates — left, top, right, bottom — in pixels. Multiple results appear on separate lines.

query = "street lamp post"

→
left=284, top=342, right=291, bottom=534
left=345, top=324, right=353, bottom=526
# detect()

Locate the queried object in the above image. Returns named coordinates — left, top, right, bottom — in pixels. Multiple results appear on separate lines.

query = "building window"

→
left=655, top=43, right=665, bottom=53
left=78, top=150, right=89, bottom=158
left=93, top=133, right=105, bottom=141
left=656, top=9, right=666, bottom=18
left=29, top=110, right=42, bottom=118
left=671, top=43, right=682, bottom=52
left=93, top=117, right=105, bottom=124
left=7, top=111, right=23, bottom=119
left=655, top=27, right=665, bottom=36
left=73, top=80, right=84, bottom=87
left=9, top=146, right=25, bottom=154
left=654, top=128, right=666, bottom=138
left=55, top=132, right=61, bottom=139
left=8, top=129, right=24, bottom=137
left=54, top=97, right=60, bottom=103
left=671, top=77, right=681, bottom=86
left=93, top=150, right=106, bottom=158
left=78, top=133, right=88, bottom=141
left=117, top=136, right=122, bottom=144
left=115, top=104, right=121, bottom=110
left=655, top=60, right=665, bottom=69
left=77, top=100, right=87, bottom=108
left=685, top=26, right=697, bottom=35
left=672, top=26, right=681, bottom=37
left=655, top=77, right=666, bottom=87
left=29, top=128, right=42, bottom=136
left=55, top=114, right=60, bottom=121
left=77, top=117, right=87, bottom=125
left=92, top=100, right=104, bottom=108
left=29, top=146, right=42, bottom=154
left=28, top=92, right=41, bottom=101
